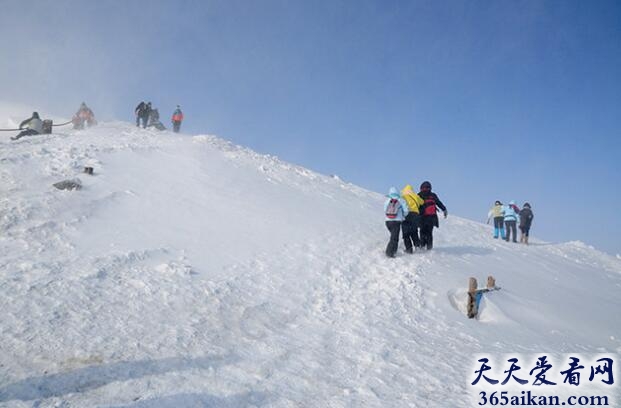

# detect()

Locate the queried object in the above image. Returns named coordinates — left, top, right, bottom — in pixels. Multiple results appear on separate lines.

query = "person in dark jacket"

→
left=11, top=112, right=43, bottom=140
left=519, top=202, right=534, bottom=245
left=135, top=102, right=145, bottom=127
left=417, top=181, right=447, bottom=250
left=135, top=101, right=151, bottom=128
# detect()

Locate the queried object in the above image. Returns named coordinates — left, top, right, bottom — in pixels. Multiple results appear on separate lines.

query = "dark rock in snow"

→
left=53, top=178, right=82, bottom=191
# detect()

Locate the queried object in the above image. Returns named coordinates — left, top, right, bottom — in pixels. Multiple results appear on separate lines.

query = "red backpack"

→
left=423, top=196, right=437, bottom=216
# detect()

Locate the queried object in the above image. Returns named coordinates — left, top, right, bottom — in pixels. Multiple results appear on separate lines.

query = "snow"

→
left=1, top=109, right=620, bottom=407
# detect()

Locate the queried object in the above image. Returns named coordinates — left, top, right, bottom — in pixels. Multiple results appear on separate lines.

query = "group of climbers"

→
left=384, top=181, right=447, bottom=257
left=135, top=101, right=184, bottom=132
left=382, top=182, right=537, bottom=257
left=10, top=101, right=185, bottom=141
left=487, top=201, right=534, bottom=244
left=11, top=102, right=98, bottom=140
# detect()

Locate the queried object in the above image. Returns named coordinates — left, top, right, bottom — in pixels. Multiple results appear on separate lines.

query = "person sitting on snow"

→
left=147, top=108, right=166, bottom=130
left=72, top=102, right=97, bottom=130
left=11, top=112, right=43, bottom=140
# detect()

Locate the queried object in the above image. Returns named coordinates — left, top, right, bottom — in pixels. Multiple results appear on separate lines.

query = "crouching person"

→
left=384, top=187, right=409, bottom=258
left=11, top=112, right=43, bottom=140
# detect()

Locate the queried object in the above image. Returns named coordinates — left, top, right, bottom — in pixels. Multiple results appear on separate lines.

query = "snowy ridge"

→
left=0, top=119, right=620, bottom=407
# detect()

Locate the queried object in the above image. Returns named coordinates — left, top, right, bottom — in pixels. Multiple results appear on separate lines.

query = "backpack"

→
left=172, top=109, right=184, bottom=122
left=386, top=198, right=401, bottom=219
left=42, top=119, right=53, bottom=134
left=423, top=196, right=437, bottom=216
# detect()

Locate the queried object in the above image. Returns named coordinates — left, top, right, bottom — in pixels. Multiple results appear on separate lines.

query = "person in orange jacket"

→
left=171, top=105, right=184, bottom=133
left=72, top=102, right=97, bottom=130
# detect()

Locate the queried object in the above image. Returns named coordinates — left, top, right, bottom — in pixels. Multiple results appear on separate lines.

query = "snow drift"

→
left=0, top=114, right=620, bottom=407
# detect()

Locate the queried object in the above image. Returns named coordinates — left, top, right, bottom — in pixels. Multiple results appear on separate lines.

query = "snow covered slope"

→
left=1, top=118, right=620, bottom=407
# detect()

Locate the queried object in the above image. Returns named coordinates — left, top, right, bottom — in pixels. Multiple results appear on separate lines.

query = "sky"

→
left=1, top=0, right=620, bottom=254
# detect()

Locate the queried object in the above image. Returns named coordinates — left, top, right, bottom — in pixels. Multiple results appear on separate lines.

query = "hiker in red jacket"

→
left=72, top=102, right=96, bottom=130
left=171, top=105, right=184, bottom=133
left=417, top=181, right=447, bottom=250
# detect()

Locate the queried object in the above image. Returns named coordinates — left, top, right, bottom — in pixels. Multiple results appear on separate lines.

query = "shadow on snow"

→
left=105, top=391, right=270, bottom=408
left=0, top=354, right=238, bottom=403
left=431, top=245, right=494, bottom=256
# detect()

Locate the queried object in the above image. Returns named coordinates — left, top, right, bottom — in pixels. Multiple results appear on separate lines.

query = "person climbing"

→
left=384, top=187, right=409, bottom=258
left=487, top=200, right=506, bottom=239
left=503, top=200, right=520, bottom=243
left=519, top=202, right=534, bottom=244
left=135, top=101, right=150, bottom=128
left=72, top=102, right=96, bottom=130
left=135, top=101, right=145, bottom=127
left=401, top=184, right=424, bottom=253
left=147, top=107, right=166, bottom=130
left=11, top=112, right=43, bottom=140
left=417, top=181, right=447, bottom=250
left=171, top=105, right=184, bottom=133
left=144, top=102, right=152, bottom=128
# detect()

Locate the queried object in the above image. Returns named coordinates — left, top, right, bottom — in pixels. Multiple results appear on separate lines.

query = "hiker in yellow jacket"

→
left=401, top=184, right=425, bottom=253
left=486, top=200, right=506, bottom=239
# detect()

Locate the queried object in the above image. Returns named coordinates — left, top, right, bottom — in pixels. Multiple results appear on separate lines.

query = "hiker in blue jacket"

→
left=503, top=200, right=520, bottom=243
left=384, top=187, right=409, bottom=258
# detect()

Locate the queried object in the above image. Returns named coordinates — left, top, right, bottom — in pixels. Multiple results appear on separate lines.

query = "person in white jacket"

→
left=11, top=112, right=43, bottom=140
left=384, top=187, right=409, bottom=258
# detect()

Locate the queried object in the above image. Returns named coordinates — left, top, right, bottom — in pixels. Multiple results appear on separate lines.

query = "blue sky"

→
left=1, top=0, right=620, bottom=254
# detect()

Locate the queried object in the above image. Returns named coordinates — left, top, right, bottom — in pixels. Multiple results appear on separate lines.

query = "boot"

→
left=520, top=234, right=524, bottom=243
left=524, top=236, right=529, bottom=245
